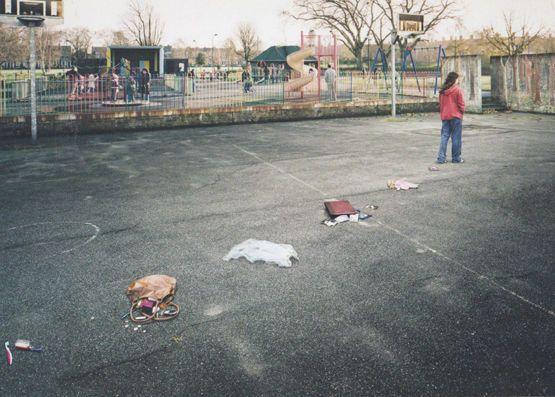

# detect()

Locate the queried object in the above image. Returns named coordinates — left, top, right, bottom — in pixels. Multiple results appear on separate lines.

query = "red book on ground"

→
left=325, top=200, right=357, bottom=217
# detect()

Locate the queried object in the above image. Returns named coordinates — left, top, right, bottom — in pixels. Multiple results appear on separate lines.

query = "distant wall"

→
left=441, top=55, right=482, bottom=113
left=491, top=53, right=555, bottom=114
left=0, top=99, right=438, bottom=138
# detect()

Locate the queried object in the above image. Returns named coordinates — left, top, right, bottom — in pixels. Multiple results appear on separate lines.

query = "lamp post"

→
left=191, top=39, right=197, bottom=64
left=211, top=33, right=218, bottom=68
left=391, top=29, right=397, bottom=117
left=366, top=35, right=371, bottom=74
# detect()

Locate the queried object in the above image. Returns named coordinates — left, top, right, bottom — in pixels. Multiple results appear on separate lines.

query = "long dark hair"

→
left=440, top=72, right=459, bottom=94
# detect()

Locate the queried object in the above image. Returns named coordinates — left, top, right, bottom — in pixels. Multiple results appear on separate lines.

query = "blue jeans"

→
left=437, top=118, right=462, bottom=163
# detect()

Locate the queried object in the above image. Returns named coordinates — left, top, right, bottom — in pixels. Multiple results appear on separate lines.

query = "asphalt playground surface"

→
left=0, top=112, right=554, bottom=396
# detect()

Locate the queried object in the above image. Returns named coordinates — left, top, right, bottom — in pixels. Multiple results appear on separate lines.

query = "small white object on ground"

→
left=335, top=215, right=350, bottom=223
left=90, top=317, right=95, bottom=321
left=323, top=214, right=358, bottom=227
left=133, top=327, right=138, bottom=331
left=223, top=239, right=298, bottom=268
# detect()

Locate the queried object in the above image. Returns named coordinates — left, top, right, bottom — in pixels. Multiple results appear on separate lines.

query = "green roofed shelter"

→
left=251, top=46, right=316, bottom=70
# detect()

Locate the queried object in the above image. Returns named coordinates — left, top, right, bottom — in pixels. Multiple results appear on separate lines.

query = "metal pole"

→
left=29, top=25, right=38, bottom=143
left=391, top=31, right=397, bottom=117
left=367, top=37, right=371, bottom=75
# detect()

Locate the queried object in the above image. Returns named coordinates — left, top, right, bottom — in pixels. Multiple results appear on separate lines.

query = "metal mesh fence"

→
left=0, top=72, right=438, bottom=117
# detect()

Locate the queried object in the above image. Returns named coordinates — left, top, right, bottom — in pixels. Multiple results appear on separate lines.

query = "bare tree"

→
left=36, top=28, right=62, bottom=72
left=0, top=25, right=27, bottom=68
left=481, top=13, right=546, bottom=58
left=481, top=12, right=547, bottom=101
left=123, top=0, right=165, bottom=46
left=234, top=23, right=260, bottom=64
left=111, top=30, right=132, bottom=46
left=165, top=39, right=186, bottom=58
left=373, top=0, right=458, bottom=53
left=285, top=0, right=380, bottom=68
left=64, top=27, right=92, bottom=63
left=223, top=38, right=238, bottom=66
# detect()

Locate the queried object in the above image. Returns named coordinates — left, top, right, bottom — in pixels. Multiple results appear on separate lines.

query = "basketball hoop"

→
left=1, top=1, right=64, bottom=27
left=1, top=0, right=65, bottom=143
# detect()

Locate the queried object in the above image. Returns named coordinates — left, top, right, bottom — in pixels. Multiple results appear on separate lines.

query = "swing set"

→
left=370, top=44, right=447, bottom=95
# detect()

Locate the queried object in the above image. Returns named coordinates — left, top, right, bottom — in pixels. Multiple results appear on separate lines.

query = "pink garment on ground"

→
left=395, top=180, right=419, bottom=190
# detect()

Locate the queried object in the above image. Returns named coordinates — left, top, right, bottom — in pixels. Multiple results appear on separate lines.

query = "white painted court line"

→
left=231, top=143, right=329, bottom=196
left=374, top=220, right=555, bottom=318
left=5, top=221, right=100, bottom=255
left=227, top=141, right=554, bottom=318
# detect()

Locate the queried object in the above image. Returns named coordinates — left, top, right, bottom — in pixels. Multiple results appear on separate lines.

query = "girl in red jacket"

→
left=437, top=72, right=465, bottom=164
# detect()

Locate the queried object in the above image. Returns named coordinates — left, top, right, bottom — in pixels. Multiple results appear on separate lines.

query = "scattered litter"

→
left=387, top=179, right=419, bottom=190
left=142, top=330, right=147, bottom=333
left=223, top=239, right=298, bottom=268
left=357, top=211, right=371, bottom=220
left=364, top=205, right=379, bottom=211
left=5, top=342, right=13, bottom=366
left=323, top=215, right=361, bottom=226
left=322, top=200, right=370, bottom=227
left=126, top=275, right=180, bottom=324
left=171, top=336, right=183, bottom=344
left=133, top=327, right=138, bottom=331
left=137, top=325, right=141, bottom=329
left=15, top=340, right=43, bottom=353
left=90, top=317, right=95, bottom=321
left=428, top=166, right=440, bottom=172
left=416, top=248, right=426, bottom=254
left=124, top=324, right=129, bottom=328
left=324, top=200, right=357, bottom=217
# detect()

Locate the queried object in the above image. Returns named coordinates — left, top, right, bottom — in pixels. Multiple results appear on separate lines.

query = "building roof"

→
left=109, top=46, right=162, bottom=50
left=252, top=46, right=316, bottom=63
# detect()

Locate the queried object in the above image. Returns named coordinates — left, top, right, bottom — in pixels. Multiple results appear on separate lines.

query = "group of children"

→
left=109, top=68, right=151, bottom=103
left=66, top=66, right=152, bottom=103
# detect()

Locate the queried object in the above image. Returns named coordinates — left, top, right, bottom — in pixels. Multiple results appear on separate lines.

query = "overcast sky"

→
left=61, top=0, right=555, bottom=47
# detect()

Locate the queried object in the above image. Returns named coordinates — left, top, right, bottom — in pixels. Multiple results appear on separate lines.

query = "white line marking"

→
left=61, top=222, right=100, bottom=254
left=374, top=220, right=555, bottom=318
left=226, top=140, right=554, bottom=318
left=5, top=221, right=100, bottom=255
left=231, top=143, right=329, bottom=196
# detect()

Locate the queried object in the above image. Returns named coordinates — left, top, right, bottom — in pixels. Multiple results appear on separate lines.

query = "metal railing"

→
left=0, top=72, right=438, bottom=117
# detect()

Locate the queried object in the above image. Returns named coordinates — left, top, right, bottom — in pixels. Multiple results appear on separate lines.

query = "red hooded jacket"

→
left=439, top=85, right=465, bottom=121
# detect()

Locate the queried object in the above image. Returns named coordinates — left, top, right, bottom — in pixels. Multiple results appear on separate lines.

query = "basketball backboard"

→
left=398, top=13, right=424, bottom=35
left=0, top=0, right=63, bottom=26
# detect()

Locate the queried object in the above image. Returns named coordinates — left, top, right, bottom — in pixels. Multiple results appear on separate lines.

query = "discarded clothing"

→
left=223, top=239, right=298, bottom=268
left=322, top=214, right=361, bottom=227
left=387, top=179, right=419, bottom=190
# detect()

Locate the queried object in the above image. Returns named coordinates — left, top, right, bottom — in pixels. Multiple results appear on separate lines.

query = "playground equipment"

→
left=285, top=47, right=316, bottom=92
left=370, top=44, right=446, bottom=95
left=286, top=31, right=339, bottom=98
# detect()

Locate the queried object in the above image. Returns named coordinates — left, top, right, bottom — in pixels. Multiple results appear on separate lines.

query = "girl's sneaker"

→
left=452, top=159, right=464, bottom=163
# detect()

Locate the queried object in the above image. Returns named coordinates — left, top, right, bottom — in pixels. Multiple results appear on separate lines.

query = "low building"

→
left=107, top=46, right=164, bottom=75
